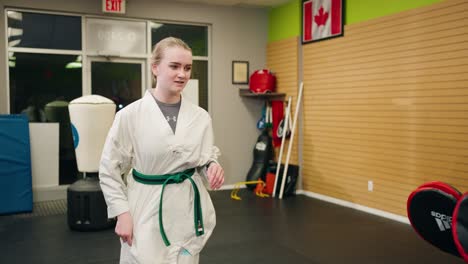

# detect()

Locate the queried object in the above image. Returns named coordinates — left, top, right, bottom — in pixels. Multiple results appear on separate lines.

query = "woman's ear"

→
left=151, top=63, right=158, bottom=77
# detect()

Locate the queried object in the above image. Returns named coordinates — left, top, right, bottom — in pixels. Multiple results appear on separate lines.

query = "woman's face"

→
left=152, top=46, right=192, bottom=95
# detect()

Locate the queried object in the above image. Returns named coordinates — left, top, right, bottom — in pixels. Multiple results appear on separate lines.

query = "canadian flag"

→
left=303, top=0, right=342, bottom=42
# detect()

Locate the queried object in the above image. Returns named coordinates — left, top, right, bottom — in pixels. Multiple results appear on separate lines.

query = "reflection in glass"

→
left=7, top=11, right=81, bottom=50
left=65, top=55, right=82, bottom=69
left=91, top=61, right=142, bottom=111
left=151, top=22, right=208, bottom=56
left=192, top=60, right=208, bottom=111
left=9, top=53, right=82, bottom=118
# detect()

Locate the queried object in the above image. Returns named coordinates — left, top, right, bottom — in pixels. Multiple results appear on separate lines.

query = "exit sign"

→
left=103, top=0, right=126, bottom=14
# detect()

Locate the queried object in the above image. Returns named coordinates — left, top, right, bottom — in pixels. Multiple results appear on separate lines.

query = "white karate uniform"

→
left=99, top=90, right=219, bottom=264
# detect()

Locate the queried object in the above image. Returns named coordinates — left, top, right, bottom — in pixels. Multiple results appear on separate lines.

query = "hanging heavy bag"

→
left=245, top=129, right=273, bottom=190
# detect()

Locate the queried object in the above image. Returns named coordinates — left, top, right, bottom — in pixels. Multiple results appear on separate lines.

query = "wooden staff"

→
left=279, top=82, right=303, bottom=199
left=272, top=96, right=292, bottom=198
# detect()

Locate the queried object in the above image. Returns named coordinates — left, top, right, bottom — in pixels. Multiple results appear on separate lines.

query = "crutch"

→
left=272, top=96, right=292, bottom=198
left=279, top=82, right=303, bottom=199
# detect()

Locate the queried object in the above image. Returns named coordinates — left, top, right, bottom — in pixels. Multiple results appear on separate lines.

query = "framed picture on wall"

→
left=232, top=61, right=249, bottom=84
left=302, top=0, right=344, bottom=44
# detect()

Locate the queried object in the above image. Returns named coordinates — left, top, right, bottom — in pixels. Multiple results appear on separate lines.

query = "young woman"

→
left=99, top=37, right=224, bottom=264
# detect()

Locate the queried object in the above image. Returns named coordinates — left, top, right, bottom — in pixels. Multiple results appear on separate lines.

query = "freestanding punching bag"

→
left=67, top=95, right=116, bottom=231
left=245, top=129, right=273, bottom=190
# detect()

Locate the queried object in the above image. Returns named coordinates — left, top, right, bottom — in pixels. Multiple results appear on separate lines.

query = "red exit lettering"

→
left=106, top=0, right=122, bottom=12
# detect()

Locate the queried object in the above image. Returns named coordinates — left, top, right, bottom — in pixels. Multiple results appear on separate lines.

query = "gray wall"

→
left=0, top=0, right=267, bottom=185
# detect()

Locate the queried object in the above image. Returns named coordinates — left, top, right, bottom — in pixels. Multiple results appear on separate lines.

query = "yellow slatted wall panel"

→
left=267, top=37, right=299, bottom=165
left=302, top=0, right=468, bottom=216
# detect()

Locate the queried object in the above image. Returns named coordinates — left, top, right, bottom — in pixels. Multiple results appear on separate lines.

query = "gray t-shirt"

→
left=154, top=97, right=181, bottom=134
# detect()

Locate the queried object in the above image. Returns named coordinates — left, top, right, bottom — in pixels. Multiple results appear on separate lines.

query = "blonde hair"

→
left=151, top=37, right=192, bottom=87
left=151, top=37, right=191, bottom=64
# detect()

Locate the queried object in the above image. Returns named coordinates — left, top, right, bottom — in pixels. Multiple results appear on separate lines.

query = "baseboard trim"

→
left=33, top=185, right=69, bottom=202
left=217, top=184, right=242, bottom=190
left=33, top=183, right=240, bottom=201
left=33, top=185, right=409, bottom=224
left=296, top=190, right=410, bottom=225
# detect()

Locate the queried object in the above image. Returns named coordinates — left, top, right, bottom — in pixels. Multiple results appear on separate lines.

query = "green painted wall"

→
left=346, top=0, right=444, bottom=24
left=268, top=0, right=445, bottom=42
left=268, top=0, right=301, bottom=43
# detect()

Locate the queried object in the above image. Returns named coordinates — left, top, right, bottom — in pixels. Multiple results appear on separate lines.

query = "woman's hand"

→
left=207, top=163, right=224, bottom=190
left=115, top=211, right=133, bottom=246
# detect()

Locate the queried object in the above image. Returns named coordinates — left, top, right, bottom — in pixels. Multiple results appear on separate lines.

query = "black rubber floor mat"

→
left=9, top=199, right=67, bottom=218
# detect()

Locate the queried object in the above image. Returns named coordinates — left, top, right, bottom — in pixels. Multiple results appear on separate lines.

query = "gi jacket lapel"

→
left=145, top=90, right=177, bottom=137
left=173, top=95, right=191, bottom=140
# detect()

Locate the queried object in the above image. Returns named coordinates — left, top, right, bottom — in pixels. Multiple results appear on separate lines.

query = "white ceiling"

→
left=172, top=0, right=291, bottom=8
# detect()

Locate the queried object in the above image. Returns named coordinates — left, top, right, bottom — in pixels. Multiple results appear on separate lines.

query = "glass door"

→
left=87, top=57, right=146, bottom=111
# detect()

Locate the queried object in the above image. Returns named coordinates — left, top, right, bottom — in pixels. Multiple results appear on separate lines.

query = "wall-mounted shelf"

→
left=238, top=88, right=285, bottom=100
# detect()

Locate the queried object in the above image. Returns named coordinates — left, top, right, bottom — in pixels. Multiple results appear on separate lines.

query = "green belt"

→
left=132, top=168, right=204, bottom=247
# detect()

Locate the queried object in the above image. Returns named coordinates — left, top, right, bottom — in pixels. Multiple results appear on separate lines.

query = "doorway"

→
left=87, top=57, right=146, bottom=111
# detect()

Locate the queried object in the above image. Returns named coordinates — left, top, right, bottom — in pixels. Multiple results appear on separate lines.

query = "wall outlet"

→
left=368, top=180, right=373, bottom=192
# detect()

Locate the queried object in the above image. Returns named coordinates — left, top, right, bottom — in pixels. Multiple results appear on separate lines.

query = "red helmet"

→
left=249, top=69, right=276, bottom=94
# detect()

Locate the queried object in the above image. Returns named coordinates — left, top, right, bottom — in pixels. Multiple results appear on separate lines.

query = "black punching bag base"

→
left=67, top=177, right=115, bottom=231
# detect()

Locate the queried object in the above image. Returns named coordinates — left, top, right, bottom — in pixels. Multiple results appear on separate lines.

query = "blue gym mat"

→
left=0, top=114, right=33, bottom=214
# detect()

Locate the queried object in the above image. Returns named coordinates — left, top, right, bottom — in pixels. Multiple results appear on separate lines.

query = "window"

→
left=7, top=11, right=81, bottom=50
left=7, top=10, right=83, bottom=185
left=7, top=11, right=83, bottom=118
left=151, top=22, right=208, bottom=56
left=191, top=60, right=208, bottom=110
left=91, top=61, right=142, bottom=111
left=151, top=22, right=209, bottom=110
left=86, top=18, right=146, bottom=55
left=9, top=53, right=82, bottom=118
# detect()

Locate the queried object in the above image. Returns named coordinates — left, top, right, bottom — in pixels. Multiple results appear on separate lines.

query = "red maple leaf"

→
left=314, top=6, right=329, bottom=27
